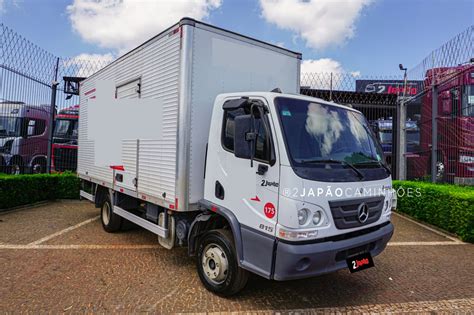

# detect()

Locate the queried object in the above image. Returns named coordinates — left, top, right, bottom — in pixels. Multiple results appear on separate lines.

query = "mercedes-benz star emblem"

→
left=357, top=203, right=369, bottom=223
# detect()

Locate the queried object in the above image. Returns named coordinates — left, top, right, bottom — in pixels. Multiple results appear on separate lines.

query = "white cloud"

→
left=260, top=0, right=372, bottom=50
left=0, top=0, right=20, bottom=14
left=301, top=58, right=343, bottom=74
left=63, top=53, right=115, bottom=77
left=300, top=58, right=359, bottom=90
left=67, top=0, right=222, bottom=52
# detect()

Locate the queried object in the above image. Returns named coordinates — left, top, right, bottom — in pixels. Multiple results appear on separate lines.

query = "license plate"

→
left=346, top=252, right=374, bottom=273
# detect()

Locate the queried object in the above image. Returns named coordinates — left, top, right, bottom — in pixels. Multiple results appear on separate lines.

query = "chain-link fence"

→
left=403, top=25, right=473, bottom=184
left=0, top=23, right=111, bottom=174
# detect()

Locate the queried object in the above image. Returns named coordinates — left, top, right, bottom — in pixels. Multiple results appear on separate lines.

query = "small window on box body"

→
left=116, top=77, right=141, bottom=99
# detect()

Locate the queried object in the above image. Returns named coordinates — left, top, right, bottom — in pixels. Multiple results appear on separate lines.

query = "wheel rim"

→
left=102, top=202, right=111, bottom=225
left=32, top=163, right=43, bottom=174
left=10, top=164, right=20, bottom=175
left=202, top=243, right=229, bottom=284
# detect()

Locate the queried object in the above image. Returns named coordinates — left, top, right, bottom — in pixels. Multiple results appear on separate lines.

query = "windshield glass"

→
left=275, top=97, right=389, bottom=182
left=406, top=130, right=419, bottom=145
left=463, top=85, right=474, bottom=117
left=379, top=131, right=392, bottom=143
left=0, top=116, right=21, bottom=137
left=54, top=119, right=78, bottom=139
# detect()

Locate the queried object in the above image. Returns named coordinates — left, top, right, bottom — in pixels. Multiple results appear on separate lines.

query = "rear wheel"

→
left=100, top=195, right=122, bottom=232
left=196, top=229, right=248, bottom=296
left=31, top=158, right=46, bottom=174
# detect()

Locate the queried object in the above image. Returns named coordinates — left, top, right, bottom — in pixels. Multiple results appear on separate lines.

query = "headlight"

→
left=459, top=155, right=474, bottom=164
left=298, top=208, right=310, bottom=225
left=312, top=210, right=322, bottom=225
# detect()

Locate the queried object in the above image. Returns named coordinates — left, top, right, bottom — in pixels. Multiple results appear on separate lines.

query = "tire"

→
left=31, top=159, right=46, bottom=174
left=196, top=229, right=248, bottom=296
left=100, top=195, right=123, bottom=233
left=8, top=159, right=23, bottom=175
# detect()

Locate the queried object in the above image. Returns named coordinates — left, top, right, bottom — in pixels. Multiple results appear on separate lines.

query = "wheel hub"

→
left=202, top=244, right=229, bottom=284
left=102, top=202, right=111, bottom=225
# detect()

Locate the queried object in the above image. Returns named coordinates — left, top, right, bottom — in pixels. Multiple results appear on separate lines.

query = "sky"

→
left=0, top=0, right=473, bottom=76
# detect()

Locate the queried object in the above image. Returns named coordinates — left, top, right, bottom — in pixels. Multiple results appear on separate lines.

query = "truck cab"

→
left=0, top=102, right=50, bottom=174
left=409, top=64, right=474, bottom=184
left=52, top=105, right=79, bottom=172
left=199, top=92, right=394, bottom=288
left=371, top=119, right=420, bottom=168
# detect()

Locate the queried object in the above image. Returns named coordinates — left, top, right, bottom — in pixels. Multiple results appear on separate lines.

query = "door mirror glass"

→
left=233, top=114, right=253, bottom=159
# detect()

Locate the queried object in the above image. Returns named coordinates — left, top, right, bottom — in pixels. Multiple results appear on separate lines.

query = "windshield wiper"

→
left=300, top=158, right=365, bottom=180
left=354, top=159, right=391, bottom=175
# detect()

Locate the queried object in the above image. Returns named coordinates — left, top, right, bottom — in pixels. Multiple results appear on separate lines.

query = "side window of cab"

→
left=221, top=106, right=274, bottom=164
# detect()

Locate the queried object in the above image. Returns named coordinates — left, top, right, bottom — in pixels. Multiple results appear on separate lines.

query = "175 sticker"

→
left=263, top=202, right=276, bottom=219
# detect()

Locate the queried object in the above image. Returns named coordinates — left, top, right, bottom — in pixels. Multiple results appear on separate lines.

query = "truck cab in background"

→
left=0, top=102, right=50, bottom=174
left=409, top=64, right=474, bottom=184
left=52, top=105, right=79, bottom=172
left=371, top=119, right=420, bottom=169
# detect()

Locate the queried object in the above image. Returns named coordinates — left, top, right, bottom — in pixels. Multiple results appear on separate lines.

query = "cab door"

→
left=213, top=97, right=279, bottom=277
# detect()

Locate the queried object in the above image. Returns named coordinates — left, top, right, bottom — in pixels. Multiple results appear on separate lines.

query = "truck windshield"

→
left=406, top=130, right=420, bottom=145
left=0, top=117, right=21, bottom=137
left=54, top=119, right=78, bottom=139
left=379, top=131, right=392, bottom=144
left=275, top=97, right=389, bottom=182
left=462, top=85, right=474, bottom=117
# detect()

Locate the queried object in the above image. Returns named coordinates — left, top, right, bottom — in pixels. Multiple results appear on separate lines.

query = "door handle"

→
left=256, top=164, right=268, bottom=175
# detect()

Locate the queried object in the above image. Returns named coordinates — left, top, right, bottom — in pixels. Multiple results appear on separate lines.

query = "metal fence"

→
left=402, top=25, right=474, bottom=185
left=1, top=22, right=473, bottom=185
left=0, top=23, right=111, bottom=174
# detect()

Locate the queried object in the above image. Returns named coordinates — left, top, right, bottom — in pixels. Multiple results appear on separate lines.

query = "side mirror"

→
left=233, top=114, right=253, bottom=159
left=19, top=119, right=29, bottom=138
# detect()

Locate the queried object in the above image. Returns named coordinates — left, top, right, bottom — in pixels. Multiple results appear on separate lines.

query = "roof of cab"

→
left=216, top=91, right=362, bottom=114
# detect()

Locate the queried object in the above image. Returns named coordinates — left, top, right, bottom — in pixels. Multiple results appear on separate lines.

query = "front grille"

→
left=329, top=196, right=384, bottom=229
left=53, top=147, right=77, bottom=171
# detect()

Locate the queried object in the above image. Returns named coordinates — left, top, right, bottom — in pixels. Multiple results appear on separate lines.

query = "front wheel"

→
left=196, top=229, right=248, bottom=296
left=8, top=158, right=23, bottom=175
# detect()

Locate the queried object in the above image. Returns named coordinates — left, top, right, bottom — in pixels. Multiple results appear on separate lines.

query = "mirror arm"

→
left=249, top=103, right=257, bottom=168
left=257, top=106, right=271, bottom=161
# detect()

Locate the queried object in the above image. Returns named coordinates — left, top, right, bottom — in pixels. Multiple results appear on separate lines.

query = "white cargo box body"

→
left=78, top=18, right=301, bottom=211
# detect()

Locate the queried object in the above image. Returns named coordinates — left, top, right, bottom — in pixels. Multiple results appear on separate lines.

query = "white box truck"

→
left=78, top=18, right=395, bottom=296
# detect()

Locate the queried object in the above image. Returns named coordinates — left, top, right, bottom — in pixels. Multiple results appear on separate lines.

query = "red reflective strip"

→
left=210, top=205, right=217, bottom=212
left=175, top=198, right=178, bottom=211
left=85, top=88, right=96, bottom=96
left=109, top=165, right=125, bottom=171
left=169, top=204, right=175, bottom=209
left=56, top=114, right=78, bottom=119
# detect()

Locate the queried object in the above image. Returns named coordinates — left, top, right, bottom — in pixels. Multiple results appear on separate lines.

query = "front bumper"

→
left=273, top=222, right=394, bottom=281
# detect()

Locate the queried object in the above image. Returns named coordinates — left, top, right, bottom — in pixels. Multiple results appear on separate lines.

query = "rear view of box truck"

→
left=79, top=18, right=394, bottom=296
